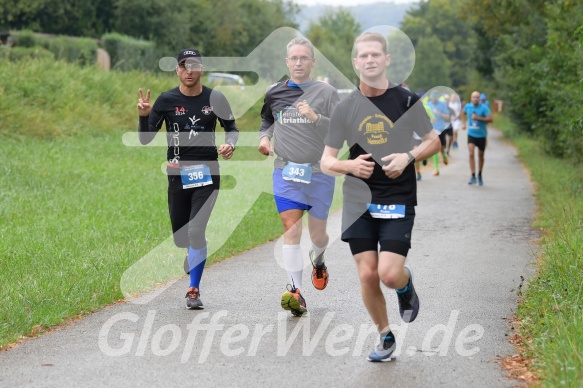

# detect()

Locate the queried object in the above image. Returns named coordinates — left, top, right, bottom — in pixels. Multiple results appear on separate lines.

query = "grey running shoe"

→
left=185, top=287, right=204, bottom=309
left=367, top=333, right=396, bottom=362
left=397, top=265, right=419, bottom=323
left=468, top=176, right=477, bottom=185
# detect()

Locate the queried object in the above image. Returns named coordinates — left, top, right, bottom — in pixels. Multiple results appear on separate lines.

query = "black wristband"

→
left=406, top=151, right=415, bottom=165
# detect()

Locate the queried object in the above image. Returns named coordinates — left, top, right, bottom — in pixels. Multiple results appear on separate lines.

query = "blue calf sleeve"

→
left=187, top=246, right=207, bottom=289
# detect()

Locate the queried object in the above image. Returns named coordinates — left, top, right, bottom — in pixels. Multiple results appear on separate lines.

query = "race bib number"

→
left=180, top=164, right=213, bottom=189
left=367, top=204, right=406, bottom=219
left=282, top=162, right=312, bottom=184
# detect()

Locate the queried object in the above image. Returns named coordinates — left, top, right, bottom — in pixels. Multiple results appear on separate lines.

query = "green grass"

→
left=0, top=59, right=344, bottom=348
left=495, top=114, right=583, bottom=386
left=0, top=132, right=164, bottom=344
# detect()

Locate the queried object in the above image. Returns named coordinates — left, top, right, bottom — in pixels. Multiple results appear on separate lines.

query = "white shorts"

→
left=452, top=119, right=461, bottom=132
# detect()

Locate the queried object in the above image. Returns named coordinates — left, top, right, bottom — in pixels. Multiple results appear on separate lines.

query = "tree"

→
left=1, top=0, right=298, bottom=59
left=461, top=0, right=583, bottom=161
left=306, top=8, right=361, bottom=87
left=406, top=35, right=451, bottom=91
left=0, top=0, right=120, bottom=37
left=400, top=0, right=474, bottom=88
left=386, top=28, right=416, bottom=86
left=112, top=0, right=200, bottom=51
left=111, top=0, right=298, bottom=58
left=202, top=0, right=298, bottom=57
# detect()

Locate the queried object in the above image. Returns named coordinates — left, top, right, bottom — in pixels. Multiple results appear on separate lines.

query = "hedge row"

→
left=11, top=30, right=97, bottom=65
left=5, top=30, right=159, bottom=71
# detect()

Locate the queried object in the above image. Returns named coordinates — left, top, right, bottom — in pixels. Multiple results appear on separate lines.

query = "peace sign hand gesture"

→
left=137, top=88, right=151, bottom=116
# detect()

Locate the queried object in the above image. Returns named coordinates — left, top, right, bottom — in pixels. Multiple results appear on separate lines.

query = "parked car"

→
left=206, top=73, right=245, bottom=89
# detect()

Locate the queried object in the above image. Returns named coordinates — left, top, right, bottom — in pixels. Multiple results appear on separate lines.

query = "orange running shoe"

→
left=310, top=249, right=329, bottom=290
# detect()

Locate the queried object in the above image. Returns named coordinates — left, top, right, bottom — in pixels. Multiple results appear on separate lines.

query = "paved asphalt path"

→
left=0, top=127, right=538, bottom=387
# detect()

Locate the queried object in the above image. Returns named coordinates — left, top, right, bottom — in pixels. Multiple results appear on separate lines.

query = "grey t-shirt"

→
left=259, top=80, right=340, bottom=164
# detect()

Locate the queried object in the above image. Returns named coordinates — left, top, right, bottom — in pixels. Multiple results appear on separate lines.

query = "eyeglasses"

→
left=178, top=62, right=203, bottom=71
left=286, top=56, right=313, bottom=63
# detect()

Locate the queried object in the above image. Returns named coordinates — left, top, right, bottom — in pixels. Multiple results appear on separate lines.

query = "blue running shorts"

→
left=272, top=168, right=335, bottom=220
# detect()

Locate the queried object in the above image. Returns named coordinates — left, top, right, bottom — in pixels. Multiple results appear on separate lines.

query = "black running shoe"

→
left=397, top=265, right=419, bottom=323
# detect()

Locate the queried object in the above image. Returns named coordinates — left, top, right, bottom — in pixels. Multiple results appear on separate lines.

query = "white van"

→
left=207, top=73, right=245, bottom=89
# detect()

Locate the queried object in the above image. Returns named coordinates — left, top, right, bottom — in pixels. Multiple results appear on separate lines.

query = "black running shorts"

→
left=468, top=135, right=487, bottom=151
left=341, top=202, right=415, bottom=256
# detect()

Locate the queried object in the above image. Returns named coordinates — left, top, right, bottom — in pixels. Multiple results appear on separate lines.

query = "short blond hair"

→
left=353, top=32, right=388, bottom=56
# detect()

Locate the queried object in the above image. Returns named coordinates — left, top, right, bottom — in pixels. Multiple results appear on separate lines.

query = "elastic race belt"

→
left=167, top=160, right=218, bottom=169
left=274, top=156, right=322, bottom=172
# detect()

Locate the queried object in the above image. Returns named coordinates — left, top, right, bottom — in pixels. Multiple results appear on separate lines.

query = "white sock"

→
left=283, top=244, right=303, bottom=290
left=311, top=242, right=327, bottom=266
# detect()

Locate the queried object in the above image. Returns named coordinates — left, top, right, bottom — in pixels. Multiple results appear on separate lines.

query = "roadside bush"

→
left=4, top=46, right=55, bottom=61
left=101, top=32, right=158, bottom=72
left=46, top=36, right=97, bottom=65
left=12, top=29, right=37, bottom=47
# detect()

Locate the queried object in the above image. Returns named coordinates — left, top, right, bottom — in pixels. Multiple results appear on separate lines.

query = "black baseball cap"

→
left=177, top=49, right=202, bottom=64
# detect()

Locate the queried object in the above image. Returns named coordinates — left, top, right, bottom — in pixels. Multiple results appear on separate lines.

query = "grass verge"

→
left=495, top=114, right=583, bottom=385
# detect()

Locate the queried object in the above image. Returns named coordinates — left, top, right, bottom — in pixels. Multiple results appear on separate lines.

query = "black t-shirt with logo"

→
left=325, top=84, right=432, bottom=206
left=140, top=86, right=239, bottom=162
